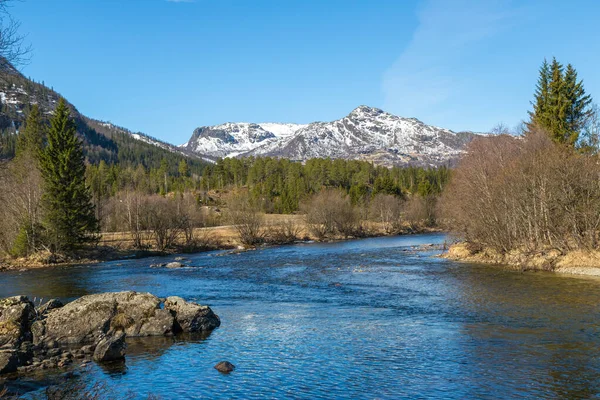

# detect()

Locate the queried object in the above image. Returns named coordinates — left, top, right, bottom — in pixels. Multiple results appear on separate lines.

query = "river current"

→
left=1, top=233, right=599, bottom=399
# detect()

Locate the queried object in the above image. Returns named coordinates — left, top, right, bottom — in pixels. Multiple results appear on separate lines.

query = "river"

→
left=1, top=233, right=600, bottom=399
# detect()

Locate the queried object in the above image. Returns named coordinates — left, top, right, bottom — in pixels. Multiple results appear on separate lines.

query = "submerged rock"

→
left=164, top=296, right=221, bottom=333
left=214, top=361, right=235, bottom=373
left=93, top=333, right=126, bottom=362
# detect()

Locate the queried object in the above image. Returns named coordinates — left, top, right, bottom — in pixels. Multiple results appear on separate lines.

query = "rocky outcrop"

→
left=165, top=296, right=221, bottom=332
left=0, top=292, right=220, bottom=375
left=42, top=291, right=173, bottom=344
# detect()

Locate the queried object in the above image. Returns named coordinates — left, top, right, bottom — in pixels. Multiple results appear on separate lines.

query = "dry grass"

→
left=445, top=242, right=600, bottom=276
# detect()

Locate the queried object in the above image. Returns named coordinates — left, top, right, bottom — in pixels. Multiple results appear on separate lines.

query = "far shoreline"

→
left=0, top=226, right=443, bottom=272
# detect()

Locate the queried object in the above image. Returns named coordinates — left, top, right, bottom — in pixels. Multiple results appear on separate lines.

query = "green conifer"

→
left=39, top=99, right=99, bottom=251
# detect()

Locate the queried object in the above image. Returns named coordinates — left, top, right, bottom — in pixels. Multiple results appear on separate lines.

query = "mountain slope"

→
left=182, top=106, right=481, bottom=167
left=0, top=67, right=211, bottom=173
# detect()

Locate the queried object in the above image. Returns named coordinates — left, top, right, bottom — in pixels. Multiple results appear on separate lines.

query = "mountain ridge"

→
left=182, top=105, right=482, bottom=167
left=0, top=67, right=211, bottom=173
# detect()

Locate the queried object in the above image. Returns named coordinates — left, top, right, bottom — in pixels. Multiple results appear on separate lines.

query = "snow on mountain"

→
left=182, top=106, right=480, bottom=167
left=183, top=122, right=306, bottom=159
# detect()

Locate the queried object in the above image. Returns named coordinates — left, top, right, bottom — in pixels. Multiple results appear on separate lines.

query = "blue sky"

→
left=11, top=0, right=600, bottom=145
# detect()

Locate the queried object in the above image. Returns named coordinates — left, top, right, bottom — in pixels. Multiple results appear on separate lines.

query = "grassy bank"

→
left=444, top=242, right=600, bottom=277
left=0, top=214, right=437, bottom=271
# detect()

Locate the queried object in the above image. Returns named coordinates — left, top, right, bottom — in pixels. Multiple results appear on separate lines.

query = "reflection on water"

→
left=2, top=233, right=600, bottom=399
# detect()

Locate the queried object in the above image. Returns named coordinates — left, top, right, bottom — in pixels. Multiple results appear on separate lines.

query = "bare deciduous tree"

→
left=302, top=189, right=359, bottom=240
left=227, top=193, right=265, bottom=246
left=0, top=0, right=31, bottom=73
left=369, top=194, right=403, bottom=234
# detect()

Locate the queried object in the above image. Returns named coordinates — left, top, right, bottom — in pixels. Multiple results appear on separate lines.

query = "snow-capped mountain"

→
left=182, top=122, right=307, bottom=158
left=182, top=106, right=480, bottom=167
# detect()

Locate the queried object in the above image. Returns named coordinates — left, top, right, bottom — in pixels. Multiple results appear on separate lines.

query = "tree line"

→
left=199, top=157, right=449, bottom=214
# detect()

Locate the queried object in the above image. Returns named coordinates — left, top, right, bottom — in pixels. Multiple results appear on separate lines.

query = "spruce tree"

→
left=528, top=59, right=551, bottom=130
left=39, top=99, right=99, bottom=251
left=529, top=58, right=593, bottom=146
left=16, top=104, right=44, bottom=158
left=564, top=63, right=592, bottom=144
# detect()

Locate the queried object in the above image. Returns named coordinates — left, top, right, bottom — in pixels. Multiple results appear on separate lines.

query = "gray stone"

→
left=93, top=333, right=126, bottom=362
left=164, top=296, right=220, bottom=333
left=165, top=262, right=185, bottom=269
left=44, top=291, right=162, bottom=344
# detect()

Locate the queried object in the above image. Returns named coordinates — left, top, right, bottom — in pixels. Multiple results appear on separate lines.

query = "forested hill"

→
left=0, top=66, right=210, bottom=175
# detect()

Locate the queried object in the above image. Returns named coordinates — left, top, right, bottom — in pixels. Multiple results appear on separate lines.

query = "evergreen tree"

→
left=16, top=104, right=44, bottom=158
left=529, top=58, right=592, bottom=146
left=39, top=99, right=99, bottom=251
left=564, top=63, right=593, bottom=144
left=528, top=59, right=551, bottom=130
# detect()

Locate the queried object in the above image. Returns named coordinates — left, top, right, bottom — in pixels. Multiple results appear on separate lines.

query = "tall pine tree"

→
left=16, top=104, right=44, bottom=158
left=529, top=58, right=592, bottom=146
left=39, top=99, right=99, bottom=251
left=564, top=63, right=592, bottom=144
left=528, top=59, right=551, bottom=130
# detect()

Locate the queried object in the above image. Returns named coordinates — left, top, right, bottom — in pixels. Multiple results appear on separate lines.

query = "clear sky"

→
left=10, top=0, right=600, bottom=145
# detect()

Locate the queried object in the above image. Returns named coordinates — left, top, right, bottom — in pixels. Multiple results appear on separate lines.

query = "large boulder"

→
left=0, top=296, right=36, bottom=349
left=43, top=291, right=166, bottom=344
left=93, top=333, right=126, bottom=362
left=164, top=296, right=220, bottom=333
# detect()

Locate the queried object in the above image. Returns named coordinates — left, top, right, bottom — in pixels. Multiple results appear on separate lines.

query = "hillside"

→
left=182, top=106, right=481, bottom=167
left=0, top=66, right=210, bottom=174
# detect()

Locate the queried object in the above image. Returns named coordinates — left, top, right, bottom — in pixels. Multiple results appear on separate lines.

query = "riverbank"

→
left=0, top=216, right=439, bottom=271
left=444, top=242, right=600, bottom=277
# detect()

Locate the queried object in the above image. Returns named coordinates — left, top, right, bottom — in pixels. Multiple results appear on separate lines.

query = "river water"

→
left=1, top=233, right=600, bottom=399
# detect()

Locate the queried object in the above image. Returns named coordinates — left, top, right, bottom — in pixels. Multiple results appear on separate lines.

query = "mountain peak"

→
left=347, top=105, right=385, bottom=118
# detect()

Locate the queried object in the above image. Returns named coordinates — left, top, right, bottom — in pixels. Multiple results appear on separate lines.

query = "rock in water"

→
left=214, top=361, right=235, bottom=373
left=43, top=291, right=171, bottom=344
left=93, top=333, right=126, bottom=362
left=166, top=262, right=185, bottom=269
left=164, top=296, right=221, bottom=332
